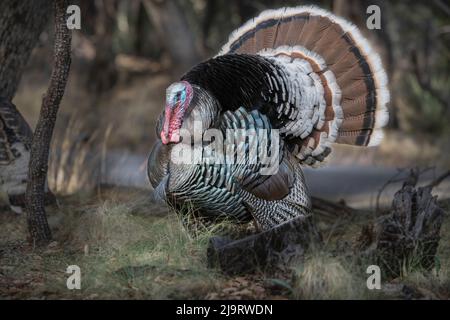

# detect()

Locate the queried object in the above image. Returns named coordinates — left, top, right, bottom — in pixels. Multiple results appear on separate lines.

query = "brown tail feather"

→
left=219, top=6, right=389, bottom=164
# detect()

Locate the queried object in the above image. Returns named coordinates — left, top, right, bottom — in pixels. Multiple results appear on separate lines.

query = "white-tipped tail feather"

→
left=219, top=5, right=390, bottom=163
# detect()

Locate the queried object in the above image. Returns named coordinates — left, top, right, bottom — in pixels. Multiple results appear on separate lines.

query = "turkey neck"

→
left=181, top=54, right=284, bottom=120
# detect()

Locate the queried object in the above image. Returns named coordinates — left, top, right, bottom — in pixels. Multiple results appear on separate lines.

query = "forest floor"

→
left=3, top=32, right=449, bottom=300
left=0, top=187, right=449, bottom=300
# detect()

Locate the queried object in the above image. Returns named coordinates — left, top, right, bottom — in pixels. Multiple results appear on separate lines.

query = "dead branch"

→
left=25, top=0, right=72, bottom=246
left=376, top=167, right=434, bottom=212
left=425, top=170, right=450, bottom=189
left=311, top=196, right=358, bottom=217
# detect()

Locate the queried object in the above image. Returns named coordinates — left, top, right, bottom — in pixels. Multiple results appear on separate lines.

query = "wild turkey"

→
left=0, top=97, right=55, bottom=213
left=147, top=6, right=389, bottom=230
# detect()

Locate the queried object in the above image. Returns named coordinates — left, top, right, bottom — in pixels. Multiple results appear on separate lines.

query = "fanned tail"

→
left=218, top=6, right=389, bottom=164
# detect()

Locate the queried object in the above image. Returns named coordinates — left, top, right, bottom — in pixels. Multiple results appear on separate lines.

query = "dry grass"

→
left=48, top=116, right=113, bottom=195
left=0, top=189, right=448, bottom=300
left=290, top=253, right=367, bottom=300
left=0, top=189, right=227, bottom=299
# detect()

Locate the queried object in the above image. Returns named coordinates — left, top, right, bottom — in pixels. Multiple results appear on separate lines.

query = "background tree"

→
left=0, top=1, right=52, bottom=100
left=143, top=0, right=202, bottom=75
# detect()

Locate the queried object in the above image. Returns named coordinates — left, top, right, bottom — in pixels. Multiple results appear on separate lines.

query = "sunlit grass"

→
left=53, top=199, right=226, bottom=299
left=0, top=191, right=448, bottom=299
left=290, top=252, right=368, bottom=300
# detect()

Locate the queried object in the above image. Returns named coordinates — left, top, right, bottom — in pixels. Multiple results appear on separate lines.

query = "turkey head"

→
left=158, top=81, right=220, bottom=146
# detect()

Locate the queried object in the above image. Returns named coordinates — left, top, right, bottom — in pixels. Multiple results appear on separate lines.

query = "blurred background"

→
left=11, top=0, right=450, bottom=206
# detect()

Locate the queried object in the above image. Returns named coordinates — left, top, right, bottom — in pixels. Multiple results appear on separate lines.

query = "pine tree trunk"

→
left=0, top=0, right=52, bottom=100
left=143, top=0, right=201, bottom=75
left=25, top=0, right=72, bottom=246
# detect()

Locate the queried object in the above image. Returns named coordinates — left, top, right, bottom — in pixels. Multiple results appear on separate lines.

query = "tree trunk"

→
left=25, top=0, right=72, bottom=246
left=0, top=0, right=52, bottom=100
left=134, top=2, right=148, bottom=56
left=86, top=0, right=118, bottom=95
left=143, top=0, right=201, bottom=75
left=201, top=0, right=217, bottom=51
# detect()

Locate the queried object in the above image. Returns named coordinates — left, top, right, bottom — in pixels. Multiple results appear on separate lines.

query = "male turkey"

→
left=147, top=6, right=389, bottom=230
left=0, top=97, right=55, bottom=213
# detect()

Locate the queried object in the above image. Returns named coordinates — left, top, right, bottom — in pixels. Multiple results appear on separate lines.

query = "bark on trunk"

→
left=0, top=0, right=52, bottom=100
left=25, top=0, right=72, bottom=246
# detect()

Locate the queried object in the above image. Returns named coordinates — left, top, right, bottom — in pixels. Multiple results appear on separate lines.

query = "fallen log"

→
left=207, top=215, right=321, bottom=275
